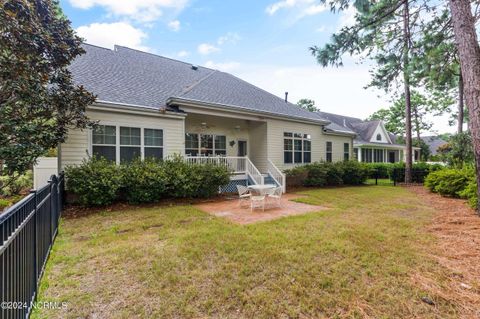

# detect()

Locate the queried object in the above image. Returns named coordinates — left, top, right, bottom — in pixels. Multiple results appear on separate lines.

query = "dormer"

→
left=369, top=122, right=392, bottom=144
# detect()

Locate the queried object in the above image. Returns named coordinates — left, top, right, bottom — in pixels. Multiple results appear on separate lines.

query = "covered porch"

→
left=183, top=113, right=285, bottom=191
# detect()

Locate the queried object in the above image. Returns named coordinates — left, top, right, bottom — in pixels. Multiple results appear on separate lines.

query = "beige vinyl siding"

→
left=60, top=109, right=185, bottom=170
left=267, top=119, right=323, bottom=171
left=267, top=119, right=353, bottom=171
left=248, top=122, right=268, bottom=172
left=324, top=135, right=354, bottom=162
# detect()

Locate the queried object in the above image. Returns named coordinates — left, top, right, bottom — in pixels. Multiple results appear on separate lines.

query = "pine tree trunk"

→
left=458, top=71, right=464, bottom=134
left=449, top=0, right=480, bottom=213
left=403, top=1, right=413, bottom=183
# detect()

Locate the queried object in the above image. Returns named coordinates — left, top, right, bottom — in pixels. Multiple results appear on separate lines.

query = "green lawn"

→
left=34, top=186, right=457, bottom=318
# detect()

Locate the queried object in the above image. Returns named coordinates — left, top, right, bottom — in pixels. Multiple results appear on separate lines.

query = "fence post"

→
left=30, top=189, right=38, bottom=285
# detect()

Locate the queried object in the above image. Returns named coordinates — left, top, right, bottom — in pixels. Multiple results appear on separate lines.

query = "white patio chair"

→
left=267, top=186, right=283, bottom=208
left=236, top=185, right=251, bottom=207
left=251, top=195, right=266, bottom=212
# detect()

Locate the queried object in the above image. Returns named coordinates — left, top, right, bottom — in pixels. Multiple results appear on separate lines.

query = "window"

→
left=200, top=134, right=213, bottom=156
left=144, top=129, right=163, bottom=159
left=92, top=125, right=116, bottom=161
left=376, top=133, right=382, bottom=141
left=185, top=133, right=226, bottom=156
left=344, top=143, right=350, bottom=161
left=326, top=141, right=332, bottom=162
left=91, top=125, right=164, bottom=164
left=374, top=149, right=384, bottom=163
left=361, top=148, right=373, bottom=162
left=185, top=133, right=199, bottom=156
left=120, top=127, right=141, bottom=162
left=215, top=135, right=226, bottom=155
left=353, top=148, right=359, bottom=161
left=284, top=132, right=311, bottom=164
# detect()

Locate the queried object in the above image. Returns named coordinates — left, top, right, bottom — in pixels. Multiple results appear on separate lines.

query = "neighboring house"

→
left=60, top=44, right=356, bottom=191
left=421, top=136, right=448, bottom=156
left=319, top=112, right=420, bottom=163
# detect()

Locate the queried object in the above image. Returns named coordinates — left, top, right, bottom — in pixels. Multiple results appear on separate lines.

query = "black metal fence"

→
left=0, top=173, right=64, bottom=319
left=367, top=168, right=430, bottom=186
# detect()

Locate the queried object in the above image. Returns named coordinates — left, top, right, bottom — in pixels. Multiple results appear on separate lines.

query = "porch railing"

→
left=0, top=173, right=64, bottom=319
left=184, top=156, right=264, bottom=185
left=268, top=160, right=286, bottom=193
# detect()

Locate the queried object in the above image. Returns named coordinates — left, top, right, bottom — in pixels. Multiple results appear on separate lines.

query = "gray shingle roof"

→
left=421, top=136, right=448, bottom=155
left=71, top=44, right=327, bottom=123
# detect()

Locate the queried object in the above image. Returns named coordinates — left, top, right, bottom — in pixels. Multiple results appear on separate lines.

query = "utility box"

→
left=33, top=157, right=58, bottom=189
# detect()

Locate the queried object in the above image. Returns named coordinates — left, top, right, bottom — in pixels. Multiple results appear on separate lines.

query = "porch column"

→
left=358, top=147, right=362, bottom=162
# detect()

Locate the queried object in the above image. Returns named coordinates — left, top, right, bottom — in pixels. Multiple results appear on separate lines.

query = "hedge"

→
left=363, top=162, right=444, bottom=183
left=285, top=161, right=369, bottom=187
left=66, top=156, right=231, bottom=206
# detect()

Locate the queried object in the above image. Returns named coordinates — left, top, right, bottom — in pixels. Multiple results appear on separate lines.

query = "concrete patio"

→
left=194, top=194, right=326, bottom=224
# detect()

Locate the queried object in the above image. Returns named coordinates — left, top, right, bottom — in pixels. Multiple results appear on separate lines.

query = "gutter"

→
left=167, top=97, right=330, bottom=126
left=91, top=100, right=187, bottom=119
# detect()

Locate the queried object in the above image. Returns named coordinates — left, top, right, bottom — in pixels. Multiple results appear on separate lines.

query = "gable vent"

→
left=191, top=65, right=198, bottom=70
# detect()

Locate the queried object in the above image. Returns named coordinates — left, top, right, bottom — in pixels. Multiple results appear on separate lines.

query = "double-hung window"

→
left=284, top=132, right=311, bottom=164
left=120, top=127, right=141, bottom=162
left=185, top=133, right=227, bottom=156
left=344, top=143, right=350, bottom=161
left=92, top=125, right=117, bottom=162
left=92, top=125, right=164, bottom=163
left=144, top=129, right=163, bottom=159
left=326, top=141, right=332, bottom=162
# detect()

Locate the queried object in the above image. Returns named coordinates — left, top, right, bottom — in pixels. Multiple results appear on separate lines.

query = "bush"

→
left=425, top=168, right=474, bottom=197
left=387, top=162, right=443, bottom=183
left=0, top=170, right=33, bottom=196
left=121, top=158, right=168, bottom=204
left=458, top=180, right=478, bottom=209
left=364, top=163, right=390, bottom=179
left=0, top=198, right=12, bottom=211
left=66, top=157, right=122, bottom=206
left=285, top=166, right=308, bottom=187
left=66, top=155, right=231, bottom=206
left=340, top=161, right=369, bottom=185
left=285, top=161, right=369, bottom=187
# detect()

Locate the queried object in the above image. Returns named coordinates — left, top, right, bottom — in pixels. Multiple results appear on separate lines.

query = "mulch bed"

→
left=408, top=186, right=480, bottom=318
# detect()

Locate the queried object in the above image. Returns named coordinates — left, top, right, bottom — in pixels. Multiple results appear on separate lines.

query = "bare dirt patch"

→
left=409, top=186, right=480, bottom=318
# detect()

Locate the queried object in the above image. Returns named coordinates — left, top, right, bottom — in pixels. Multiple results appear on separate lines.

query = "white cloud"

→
left=266, top=0, right=298, bottom=15
left=338, top=6, right=357, bottom=30
left=204, top=61, right=241, bottom=72
left=167, top=20, right=181, bottom=31
left=68, top=0, right=189, bottom=23
left=265, top=0, right=327, bottom=23
left=177, top=50, right=190, bottom=57
left=197, top=43, right=220, bottom=55
left=315, top=26, right=326, bottom=32
left=76, top=22, right=150, bottom=51
left=217, top=32, right=241, bottom=45
left=302, top=4, right=327, bottom=16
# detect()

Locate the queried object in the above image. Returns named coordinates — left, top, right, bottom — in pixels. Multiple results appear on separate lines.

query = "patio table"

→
left=248, top=184, right=276, bottom=196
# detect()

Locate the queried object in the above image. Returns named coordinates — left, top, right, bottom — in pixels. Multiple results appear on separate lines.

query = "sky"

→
left=59, top=0, right=454, bottom=134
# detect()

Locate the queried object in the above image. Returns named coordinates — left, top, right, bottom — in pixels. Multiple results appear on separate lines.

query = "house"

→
left=319, top=112, right=420, bottom=163
left=59, top=44, right=407, bottom=191
left=421, top=135, right=448, bottom=157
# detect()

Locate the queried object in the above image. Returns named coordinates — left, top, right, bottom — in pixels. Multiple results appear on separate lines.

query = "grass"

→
left=365, top=178, right=394, bottom=186
left=33, top=186, right=458, bottom=318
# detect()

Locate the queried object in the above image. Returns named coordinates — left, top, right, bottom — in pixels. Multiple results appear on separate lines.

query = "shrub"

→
left=65, top=155, right=231, bottom=206
left=425, top=168, right=474, bottom=197
left=0, top=170, right=33, bottom=196
left=458, top=180, right=478, bottom=209
left=389, top=162, right=443, bottom=183
left=286, top=161, right=368, bottom=187
left=340, top=161, right=369, bottom=185
left=364, top=163, right=390, bottom=179
left=285, top=166, right=308, bottom=187
left=121, top=158, right=168, bottom=204
left=66, top=157, right=122, bottom=206
left=0, top=198, right=12, bottom=211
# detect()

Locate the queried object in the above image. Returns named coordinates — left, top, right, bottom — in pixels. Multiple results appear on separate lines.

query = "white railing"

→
left=184, top=156, right=264, bottom=185
left=246, top=157, right=264, bottom=185
left=185, top=156, right=247, bottom=173
left=268, top=160, right=286, bottom=193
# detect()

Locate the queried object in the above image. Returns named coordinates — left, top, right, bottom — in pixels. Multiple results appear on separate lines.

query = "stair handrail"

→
left=267, top=160, right=286, bottom=193
left=245, top=157, right=263, bottom=185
